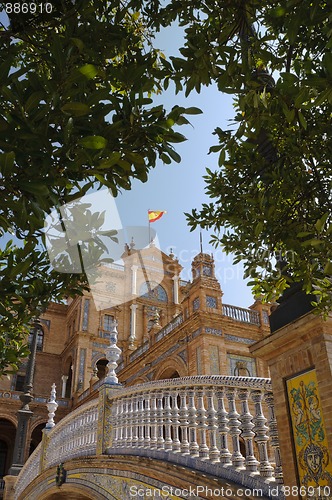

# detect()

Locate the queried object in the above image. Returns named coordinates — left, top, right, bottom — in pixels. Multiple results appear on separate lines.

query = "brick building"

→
left=0, top=243, right=271, bottom=488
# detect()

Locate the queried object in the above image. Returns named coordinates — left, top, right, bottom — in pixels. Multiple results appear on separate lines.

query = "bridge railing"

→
left=106, top=376, right=283, bottom=486
left=14, top=376, right=283, bottom=499
left=13, top=446, right=42, bottom=500
left=14, top=399, right=98, bottom=500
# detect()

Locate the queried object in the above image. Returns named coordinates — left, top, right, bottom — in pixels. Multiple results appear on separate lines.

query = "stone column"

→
left=172, top=275, right=179, bottom=304
left=61, top=375, right=68, bottom=398
left=131, top=265, right=138, bottom=295
left=129, top=303, right=138, bottom=346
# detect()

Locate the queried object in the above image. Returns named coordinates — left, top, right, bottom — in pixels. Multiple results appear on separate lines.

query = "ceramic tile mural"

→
left=286, top=369, right=332, bottom=492
left=228, top=354, right=256, bottom=377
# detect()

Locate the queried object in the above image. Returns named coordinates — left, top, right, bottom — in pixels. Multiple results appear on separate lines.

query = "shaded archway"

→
left=29, top=423, right=46, bottom=455
left=0, top=419, right=16, bottom=478
left=96, top=359, right=108, bottom=380
left=63, top=357, right=73, bottom=399
left=158, top=367, right=180, bottom=380
left=154, top=356, right=187, bottom=381
left=0, top=440, right=8, bottom=479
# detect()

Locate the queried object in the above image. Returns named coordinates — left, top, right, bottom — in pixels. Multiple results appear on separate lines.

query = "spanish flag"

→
left=148, top=210, right=167, bottom=223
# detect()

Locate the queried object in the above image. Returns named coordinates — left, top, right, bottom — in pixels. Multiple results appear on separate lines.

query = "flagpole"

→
left=148, top=209, right=151, bottom=245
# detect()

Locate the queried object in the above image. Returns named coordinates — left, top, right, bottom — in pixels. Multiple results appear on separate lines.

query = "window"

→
left=193, top=297, right=200, bottom=311
left=206, top=296, right=217, bottom=308
left=28, top=327, right=44, bottom=352
left=139, top=282, right=168, bottom=302
left=82, top=299, right=90, bottom=331
left=103, top=314, right=114, bottom=332
left=15, top=374, right=25, bottom=392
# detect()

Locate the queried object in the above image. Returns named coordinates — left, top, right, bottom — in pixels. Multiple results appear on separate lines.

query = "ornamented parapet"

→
left=105, top=376, right=283, bottom=488
left=13, top=376, right=283, bottom=500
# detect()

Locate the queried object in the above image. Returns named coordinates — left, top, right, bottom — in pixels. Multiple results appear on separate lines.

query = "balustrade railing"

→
left=223, top=304, right=260, bottom=325
left=155, top=312, right=183, bottom=342
left=44, top=399, right=98, bottom=468
left=14, top=376, right=283, bottom=499
left=106, top=376, right=283, bottom=485
left=14, top=446, right=41, bottom=499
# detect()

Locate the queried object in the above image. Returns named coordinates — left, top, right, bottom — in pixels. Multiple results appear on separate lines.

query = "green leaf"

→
left=25, top=91, right=44, bottom=113
left=19, top=181, right=49, bottom=196
left=298, top=111, right=307, bottom=129
left=324, top=262, right=332, bottom=275
left=79, top=136, right=108, bottom=149
left=184, top=107, right=203, bottom=115
left=0, top=152, right=15, bottom=176
left=160, top=153, right=172, bottom=164
left=301, top=238, right=323, bottom=247
left=315, top=213, right=329, bottom=233
left=71, top=38, right=84, bottom=52
left=98, top=152, right=121, bottom=168
left=78, top=64, right=98, bottom=80
left=255, top=222, right=264, bottom=236
left=61, top=102, right=90, bottom=116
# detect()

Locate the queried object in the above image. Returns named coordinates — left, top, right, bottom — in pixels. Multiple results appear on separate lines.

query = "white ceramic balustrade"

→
left=14, top=447, right=41, bottom=500
left=14, top=399, right=98, bottom=500
left=106, top=375, right=283, bottom=485
left=14, top=376, right=284, bottom=500
left=45, top=399, right=98, bottom=467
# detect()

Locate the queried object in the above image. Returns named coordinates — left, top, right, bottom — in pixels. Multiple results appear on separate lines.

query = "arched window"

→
left=103, top=314, right=114, bottom=332
left=96, top=359, right=108, bottom=380
left=28, top=326, right=44, bottom=352
left=139, top=282, right=168, bottom=302
left=29, top=423, right=45, bottom=456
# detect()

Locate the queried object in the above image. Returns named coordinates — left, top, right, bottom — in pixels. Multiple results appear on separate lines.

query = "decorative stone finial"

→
left=45, top=383, right=58, bottom=429
left=105, top=319, right=121, bottom=384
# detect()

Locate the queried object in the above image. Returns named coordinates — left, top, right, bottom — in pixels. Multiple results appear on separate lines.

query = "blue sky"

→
left=0, top=12, right=255, bottom=309
left=114, top=25, right=255, bottom=308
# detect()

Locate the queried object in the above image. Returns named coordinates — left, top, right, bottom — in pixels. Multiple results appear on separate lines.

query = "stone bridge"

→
left=8, top=376, right=284, bottom=500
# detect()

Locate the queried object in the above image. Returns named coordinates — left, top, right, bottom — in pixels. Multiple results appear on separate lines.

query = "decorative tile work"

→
left=262, top=310, right=270, bottom=325
left=205, top=327, right=222, bottom=336
left=224, top=333, right=256, bottom=345
left=79, top=348, right=87, bottom=388
left=286, top=369, right=332, bottom=488
left=196, top=346, right=202, bottom=375
left=93, top=342, right=107, bottom=349
left=193, top=297, right=200, bottom=311
left=155, top=313, right=183, bottom=342
left=206, top=295, right=217, bottom=308
left=227, top=354, right=256, bottom=377
left=82, top=299, right=90, bottom=331
left=178, top=349, right=187, bottom=363
left=209, top=346, right=220, bottom=375
left=192, top=328, right=201, bottom=339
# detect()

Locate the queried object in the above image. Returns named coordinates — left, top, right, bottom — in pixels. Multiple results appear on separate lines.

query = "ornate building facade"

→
left=0, top=243, right=272, bottom=491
